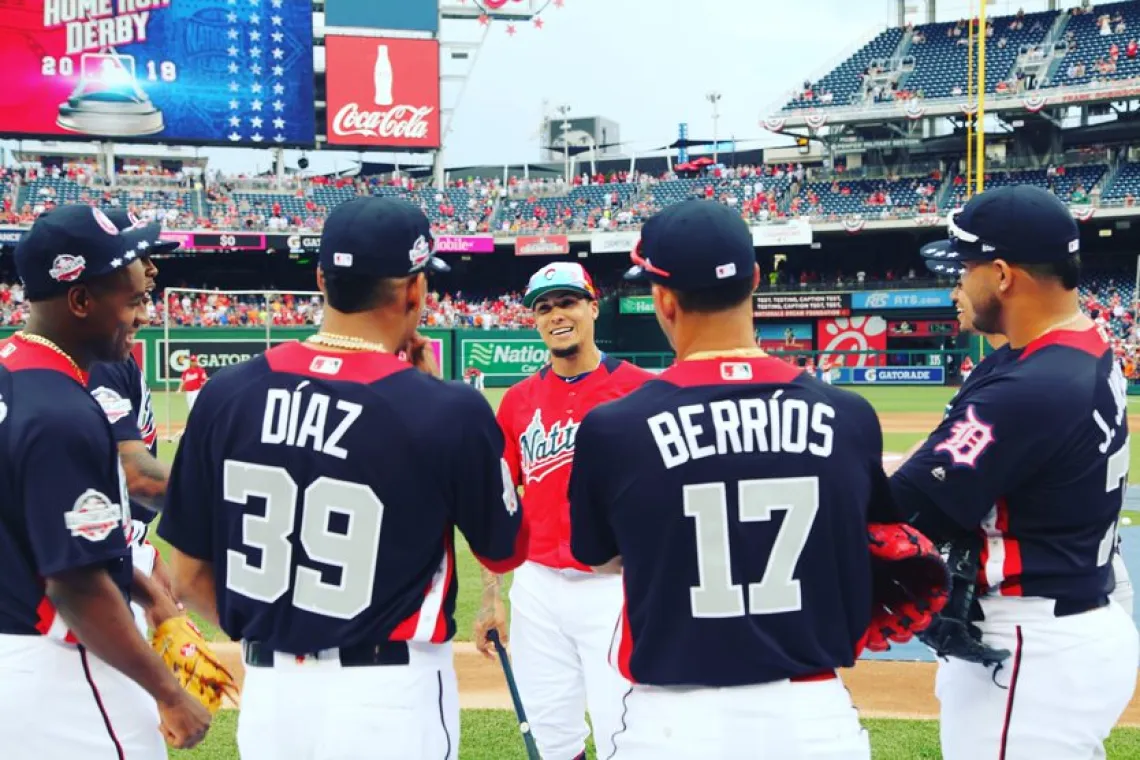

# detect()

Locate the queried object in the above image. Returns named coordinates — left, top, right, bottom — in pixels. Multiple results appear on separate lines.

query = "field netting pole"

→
left=967, top=0, right=975, bottom=198
left=975, top=0, right=987, bottom=196
left=163, top=287, right=172, bottom=441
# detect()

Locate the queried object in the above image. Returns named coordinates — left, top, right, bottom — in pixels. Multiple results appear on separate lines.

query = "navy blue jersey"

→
left=891, top=327, right=1128, bottom=601
left=569, top=355, right=893, bottom=688
left=158, top=341, right=528, bottom=655
left=89, top=355, right=159, bottom=527
left=0, top=335, right=132, bottom=639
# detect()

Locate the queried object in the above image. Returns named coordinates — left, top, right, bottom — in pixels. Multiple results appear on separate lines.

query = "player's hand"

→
left=405, top=332, right=440, bottom=377
left=473, top=592, right=509, bottom=659
left=157, top=691, right=211, bottom=750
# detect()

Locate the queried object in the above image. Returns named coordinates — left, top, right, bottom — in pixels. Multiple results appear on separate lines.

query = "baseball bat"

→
left=487, top=629, right=541, bottom=760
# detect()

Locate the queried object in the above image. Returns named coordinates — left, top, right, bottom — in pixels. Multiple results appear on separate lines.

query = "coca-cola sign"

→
left=325, top=36, right=441, bottom=149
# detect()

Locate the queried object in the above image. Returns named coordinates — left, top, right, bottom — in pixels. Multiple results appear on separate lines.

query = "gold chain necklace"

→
left=305, top=332, right=388, bottom=353
left=685, top=347, right=770, bottom=361
left=14, top=331, right=84, bottom=379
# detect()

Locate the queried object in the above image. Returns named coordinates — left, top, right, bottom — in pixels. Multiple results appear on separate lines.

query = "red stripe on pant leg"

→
left=996, top=499, right=1023, bottom=596
left=977, top=527, right=991, bottom=588
left=998, top=626, right=1024, bottom=760
left=78, top=645, right=126, bottom=760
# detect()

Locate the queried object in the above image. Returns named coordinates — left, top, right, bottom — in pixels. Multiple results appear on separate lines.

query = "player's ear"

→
left=751, top=263, right=761, bottom=291
left=992, top=259, right=1013, bottom=294
left=588, top=298, right=599, bottom=320
left=651, top=284, right=675, bottom=323
left=315, top=266, right=326, bottom=294
left=406, top=272, right=426, bottom=315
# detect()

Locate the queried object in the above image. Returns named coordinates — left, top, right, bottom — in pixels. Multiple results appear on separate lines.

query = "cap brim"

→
left=523, top=284, right=594, bottom=309
left=623, top=264, right=648, bottom=282
left=919, top=239, right=965, bottom=276
left=426, top=256, right=450, bottom=274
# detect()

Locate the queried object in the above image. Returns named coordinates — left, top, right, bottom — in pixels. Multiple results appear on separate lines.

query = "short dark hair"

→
left=1017, top=254, right=1081, bottom=290
left=322, top=271, right=405, bottom=313
left=673, top=277, right=755, bottom=314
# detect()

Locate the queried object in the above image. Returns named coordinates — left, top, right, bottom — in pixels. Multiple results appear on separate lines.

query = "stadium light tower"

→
left=555, top=104, right=572, bottom=180
left=706, top=91, right=722, bottom=163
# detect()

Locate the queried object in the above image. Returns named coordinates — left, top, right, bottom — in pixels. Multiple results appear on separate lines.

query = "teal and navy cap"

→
left=523, top=262, right=598, bottom=308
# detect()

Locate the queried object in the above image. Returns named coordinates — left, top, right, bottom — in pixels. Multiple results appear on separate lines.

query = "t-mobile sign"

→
left=325, top=36, right=441, bottom=149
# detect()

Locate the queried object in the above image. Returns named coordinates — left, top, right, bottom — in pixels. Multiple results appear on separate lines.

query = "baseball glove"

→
left=860, top=523, right=951, bottom=653
left=150, top=616, right=240, bottom=714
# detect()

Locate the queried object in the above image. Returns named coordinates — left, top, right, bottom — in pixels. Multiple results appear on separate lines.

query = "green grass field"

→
left=146, top=386, right=1140, bottom=758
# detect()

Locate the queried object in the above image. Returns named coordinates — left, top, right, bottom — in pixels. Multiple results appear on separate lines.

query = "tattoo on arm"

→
left=119, top=441, right=170, bottom=510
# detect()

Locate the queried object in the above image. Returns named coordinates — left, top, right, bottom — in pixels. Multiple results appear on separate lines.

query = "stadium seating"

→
left=902, top=11, right=1057, bottom=99
left=1047, top=2, right=1140, bottom=87
left=784, top=27, right=906, bottom=110
left=942, top=164, right=1107, bottom=209
left=790, top=176, right=939, bottom=217
left=1102, top=162, right=1140, bottom=202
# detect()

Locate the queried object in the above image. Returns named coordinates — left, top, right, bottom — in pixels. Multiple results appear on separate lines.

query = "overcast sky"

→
left=2, top=0, right=1083, bottom=176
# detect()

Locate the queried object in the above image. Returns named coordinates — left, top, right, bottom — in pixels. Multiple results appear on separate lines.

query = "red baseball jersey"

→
left=181, top=366, right=208, bottom=392
left=497, top=355, right=652, bottom=571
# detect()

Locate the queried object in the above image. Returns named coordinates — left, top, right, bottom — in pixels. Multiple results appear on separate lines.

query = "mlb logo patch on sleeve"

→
left=64, top=490, right=123, bottom=542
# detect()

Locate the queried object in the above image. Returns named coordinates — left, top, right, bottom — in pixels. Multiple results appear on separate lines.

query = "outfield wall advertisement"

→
left=458, top=336, right=549, bottom=386
left=833, top=367, right=946, bottom=385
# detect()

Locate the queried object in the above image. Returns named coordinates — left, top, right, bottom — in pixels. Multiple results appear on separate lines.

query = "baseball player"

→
left=158, top=197, right=528, bottom=760
left=475, top=261, right=652, bottom=760
left=567, top=201, right=943, bottom=758
left=88, top=209, right=180, bottom=636
left=179, top=354, right=208, bottom=411
left=0, top=205, right=210, bottom=758
left=894, top=186, right=1139, bottom=759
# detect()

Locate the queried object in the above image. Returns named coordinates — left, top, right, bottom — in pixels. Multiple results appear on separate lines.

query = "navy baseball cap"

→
left=318, top=196, right=449, bottom=278
left=15, top=205, right=164, bottom=300
left=103, top=209, right=180, bottom=254
left=624, top=199, right=756, bottom=290
left=920, top=185, right=1080, bottom=276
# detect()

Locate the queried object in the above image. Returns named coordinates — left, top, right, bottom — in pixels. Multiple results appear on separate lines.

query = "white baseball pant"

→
left=237, top=641, right=458, bottom=760
left=609, top=675, right=870, bottom=759
left=185, top=390, right=200, bottom=412
left=509, top=561, right=629, bottom=760
left=1112, top=550, right=1134, bottom=618
left=0, top=635, right=165, bottom=760
left=936, top=595, right=1139, bottom=760
left=130, top=540, right=158, bottom=638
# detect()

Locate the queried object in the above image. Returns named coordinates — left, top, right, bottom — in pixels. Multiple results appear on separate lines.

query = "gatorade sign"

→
left=460, top=338, right=549, bottom=383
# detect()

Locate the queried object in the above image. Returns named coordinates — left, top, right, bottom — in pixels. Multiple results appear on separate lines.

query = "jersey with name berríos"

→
left=0, top=336, right=132, bottom=639
left=158, top=341, right=528, bottom=655
left=891, top=327, right=1127, bottom=601
left=497, top=356, right=652, bottom=571
left=89, top=355, right=159, bottom=529
left=570, top=356, right=892, bottom=687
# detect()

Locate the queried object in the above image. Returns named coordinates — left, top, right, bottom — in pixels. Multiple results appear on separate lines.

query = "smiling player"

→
left=475, top=262, right=652, bottom=760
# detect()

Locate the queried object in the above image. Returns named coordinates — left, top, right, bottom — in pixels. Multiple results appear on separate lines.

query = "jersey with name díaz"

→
left=157, top=341, right=528, bottom=655
left=570, top=355, right=893, bottom=687
left=89, top=355, right=160, bottom=528
left=497, top=355, right=652, bottom=571
left=891, top=327, right=1128, bottom=602
left=0, top=336, right=132, bottom=639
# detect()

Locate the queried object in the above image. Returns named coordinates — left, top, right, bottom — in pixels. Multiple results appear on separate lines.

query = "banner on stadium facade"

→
left=515, top=235, right=570, bottom=256
left=283, top=234, right=323, bottom=254
left=833, top=367, right=946, bottom=385
left=756, top=323, right=812, bottom=352
left=817, top=316, right=887, bottom=367
left=753, top=292, right=850, bottom=319
left=435, top=235, right=495, bottom=253
left=324, top=36, right=440, bottom=149
left=157, top=232, right=266, bottom=252
left=324, top=0, right=440, bottom=32
left=590, top=231, right=640, bottom=254
left=751, top=219, right=813, bottom=248
left=887, top=320, right=959, bottom=338
left=0, top=228, right=24, bottom=245
left=459, top=337, right=549, bottom=384
left=619, top=296, right=654, bottom=315
left=852, top=289, right=954, bottom=310
left=0, top=1, right=315, bottom=146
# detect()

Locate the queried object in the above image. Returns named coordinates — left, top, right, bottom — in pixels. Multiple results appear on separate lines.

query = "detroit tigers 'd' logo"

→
left=519, top=409, right=579, bottom=484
